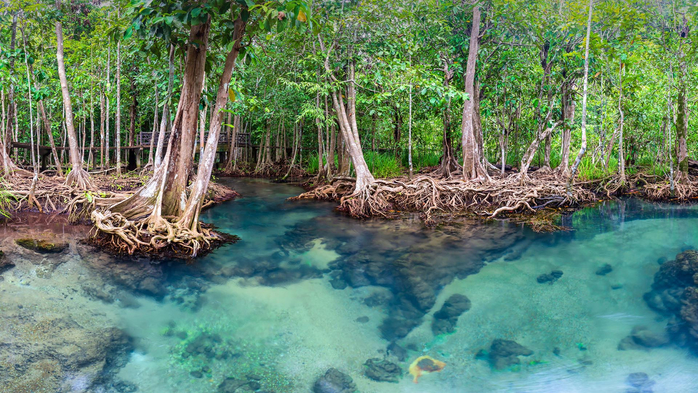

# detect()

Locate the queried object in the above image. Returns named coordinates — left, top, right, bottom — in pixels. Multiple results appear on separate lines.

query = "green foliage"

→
left=365, top=151, right=403, bottom=178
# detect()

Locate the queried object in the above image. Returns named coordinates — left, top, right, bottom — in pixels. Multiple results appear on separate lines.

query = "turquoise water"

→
left=3, top=178, right=698, bottom=392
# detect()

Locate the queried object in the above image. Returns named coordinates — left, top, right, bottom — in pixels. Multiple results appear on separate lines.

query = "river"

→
left=1, top=178, right=698, bottom=392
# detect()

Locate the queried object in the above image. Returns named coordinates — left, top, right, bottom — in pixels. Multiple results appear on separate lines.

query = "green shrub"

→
left=365, top=151, right=403, bottom=178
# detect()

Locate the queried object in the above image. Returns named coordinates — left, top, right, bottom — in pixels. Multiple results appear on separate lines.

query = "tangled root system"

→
left=89, top=210, right=237, bottom=259
left=293, top=171, right=598, bottom=228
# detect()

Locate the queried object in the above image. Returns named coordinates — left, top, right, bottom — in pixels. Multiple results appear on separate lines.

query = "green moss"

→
left=15, top=238, right=68, bottom=254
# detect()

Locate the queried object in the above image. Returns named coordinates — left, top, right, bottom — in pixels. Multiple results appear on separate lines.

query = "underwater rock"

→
left=355, top=316, right=369, bottom=323
left=217, top=377, right=262, bottom=392
left=432, top=294, right=471, bottom=335
left=15, top=238, right=68, bottom=254
left=82, top=284, right=116, bottom=304
left=618, top=326, right=669, bottom=350
left=595, top=264, right=613, bottom=276
left=625, top=372, right=655, bottom=393
left=387, top=342, right=408, bottom=362
left=0, top=251, right=15, bottom=274
left=537, top=270, right=563, bottom=284
left=329, top=277, right=348, bottom=290
left=363, top=358, right=402, bottom=383
left=313, top=368, right=357, bottom=393
left=190, top=371, right=203, bottom=378
left=183, top=332, right=233, bottom=360
left=477, top=339, right=534, bottom=370
left=167, top=284, right=204, bottom=312
left=80, top=250, right=167, bottom=297
left=0, top=313, right=133, bottom=392
left=379, top=298, right=424, bottom=342
left=643, top=250, right=698, bottom=353
left=363, top=291, right=393, bottom=307
left=217, top=377, right=254, bottom=393
left=408, top=356, right=446, bottom=383
left=278, top=214, right=524, bottom=341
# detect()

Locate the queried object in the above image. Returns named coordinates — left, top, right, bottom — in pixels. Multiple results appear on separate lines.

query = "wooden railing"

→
left=138, top=132, right=252, bottom=147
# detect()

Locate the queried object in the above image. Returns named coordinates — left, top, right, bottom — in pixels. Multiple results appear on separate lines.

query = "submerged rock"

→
left=618, top=326, right=669, bottom=351
left=0, top=313, right=133, bottom=392
left=537, top=270, right=563, bottom=284
left=643, top=250, right=698, bottom=353
left=476, top=339, right=534, bottom=370
left=387, top=342, right=408, bottom=362
left=280, top=216, right=525, bottom=341
left=0, top=250, right=14, bottom=274
left=432, top=294, right=471, bottom=335
left=313, top=368, right=357, bottom=393
left=595, top=264, right=613, bottom=276
left=15, top=238, right=68, bottom=254
left=363, top=358, right=401, bottom=383
left=626, top=372, right=655, bottom=393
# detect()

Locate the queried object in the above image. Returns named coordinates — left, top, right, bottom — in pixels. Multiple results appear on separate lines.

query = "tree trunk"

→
left=461, top=5, right=488, bottom=181
left=154, top=45, right=175, bottom=169
left=569, top=0, right=593, bottom=181
left=100, top=87, right=105, bottom=169
left=109, top=19, right=211, bottom=220
left=4, top=14, right=16, bottom=158
left=676, top=81, right=688, bottom=175
left=437, top=60, right=459, bottom=177
left=147, top=78, right=158, bottom=167
left=89, top=82, right=95, bottom=170
left=315, top=93, right=327, bottom=181
left=559, top=81, right=576, bottom=173
left=115, top=39, right=122, bottom=174
left=39, top=102, right=62, bottom=176
left=105, top=43, right=111, bottom=170
left=617, top=64, right=626, bottom=184
left=408, top=83, right=413, bottom=178
left=520, top=121, right=562, bottom=177
left=177, top=17, right=246, bottom=232
left=330, top=60, right=374, bottom=191
left=55, top=0, right=91, bottom=189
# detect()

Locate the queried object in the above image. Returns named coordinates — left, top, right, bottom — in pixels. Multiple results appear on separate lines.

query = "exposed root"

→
left=65, top=167, right=93, bottom=190
left=89, top=210, right=236, bottom=258
left=642, top=172, right=698, bottom=201
left=293, top=170, right=597, bottom=229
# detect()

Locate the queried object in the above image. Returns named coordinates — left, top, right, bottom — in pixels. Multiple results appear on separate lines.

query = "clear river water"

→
left=2, top=178, right=698, bottom=393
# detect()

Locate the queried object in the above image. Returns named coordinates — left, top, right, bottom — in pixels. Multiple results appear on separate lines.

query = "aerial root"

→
left=89, top=209, right=232, bottom=258
left=293, top=171, right=597, bottom=229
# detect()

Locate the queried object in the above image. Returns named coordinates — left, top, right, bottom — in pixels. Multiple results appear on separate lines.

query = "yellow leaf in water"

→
left=297, top=10, right=307, bottom=22
left=228, top=89, right=236, bottom=102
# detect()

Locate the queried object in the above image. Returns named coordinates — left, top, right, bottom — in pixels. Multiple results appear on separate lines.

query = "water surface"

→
left=3, top=178, right=698, bottom=392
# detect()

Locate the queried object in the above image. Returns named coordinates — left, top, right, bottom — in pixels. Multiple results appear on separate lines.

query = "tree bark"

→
left=55, top=0, right=91, bottom=189
left=520, top=121, right=562, bottom=177
left=178, top=17, right=246, bottom=231
left=617, top=64, right=626, bottom=184
left=437, top=59, right=459, bottom=177
left=109, top=19, right=210, bottom=221
left=569, top=0, right=593, bottom=180
left=154, top=45, right=175, bottom=169
left=461, top=4, right=488, bottom=181
left=38, top=102, right=62, bottom=176
left=115, top=39, right=122, bottom=174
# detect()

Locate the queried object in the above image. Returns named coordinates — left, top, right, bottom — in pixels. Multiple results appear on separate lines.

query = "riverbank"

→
left=294, top=168, right=698, bottom=231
